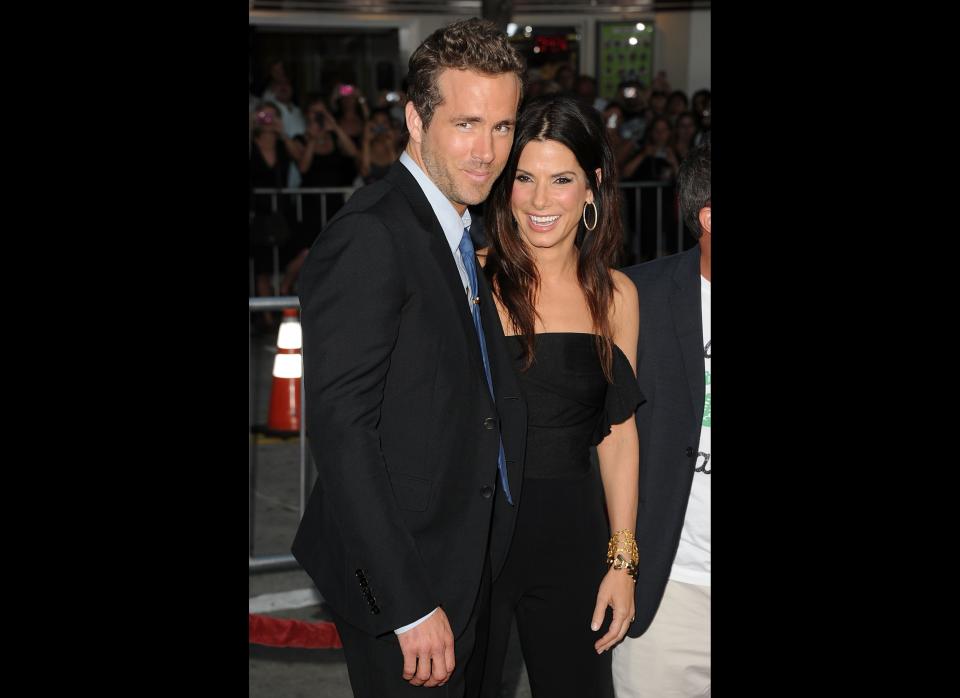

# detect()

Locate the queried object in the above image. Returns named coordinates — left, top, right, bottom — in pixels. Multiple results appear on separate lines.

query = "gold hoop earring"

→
left=582, top=201, right=598, bottom=231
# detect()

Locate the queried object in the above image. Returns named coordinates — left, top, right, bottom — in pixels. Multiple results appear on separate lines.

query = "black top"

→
left=507, top=333, right=644, bottom=479
left=249, top=138, right=293, bottom=217
left=301, top=146, right=357, bottom=188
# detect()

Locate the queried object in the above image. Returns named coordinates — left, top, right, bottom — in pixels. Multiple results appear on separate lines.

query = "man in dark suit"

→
left=291, top=18, right=526, bottom=698
left=614, top=144, right=711, bottom=696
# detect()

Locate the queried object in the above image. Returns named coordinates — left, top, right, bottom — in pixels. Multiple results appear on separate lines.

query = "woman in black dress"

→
left=478, top=95, right=642, bottom=697
left=249, top=101, right=303, bottom=320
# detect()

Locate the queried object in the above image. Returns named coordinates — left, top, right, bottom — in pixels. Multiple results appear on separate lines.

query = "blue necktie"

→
left=459, top=227, right=513, bottom=505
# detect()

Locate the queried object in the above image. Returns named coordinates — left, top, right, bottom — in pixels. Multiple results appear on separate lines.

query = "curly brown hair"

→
left=406, top=17, right=525, bottom=130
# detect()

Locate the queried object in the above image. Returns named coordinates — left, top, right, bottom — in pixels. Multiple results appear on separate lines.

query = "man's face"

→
left=273, top=79, right=292, bottom=103
left=408, top=69, right=520, bottom=213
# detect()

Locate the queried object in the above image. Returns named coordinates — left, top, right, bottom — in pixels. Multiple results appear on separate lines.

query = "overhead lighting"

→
left=506, top=23, right=518, bottom=37
left=636, top=23, right=646, bottom=31
left=533, top=46, right=541, bottom=53
left=628, top=37, right=638, bottom=46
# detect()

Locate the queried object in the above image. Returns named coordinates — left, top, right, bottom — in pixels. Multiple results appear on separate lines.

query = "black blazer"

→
left=291, top=162, right=526, bottom=639
left=622, top=244, right=705, bottom=637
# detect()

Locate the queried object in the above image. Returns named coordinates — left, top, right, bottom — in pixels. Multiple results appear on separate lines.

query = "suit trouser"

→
left=330, top=550, right=492, bottom=698
left=611, top=579, right=711, bottom=698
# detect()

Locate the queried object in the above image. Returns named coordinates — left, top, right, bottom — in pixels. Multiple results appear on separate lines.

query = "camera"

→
left=255, top=110, right=274, bottom=125
left=338, top=84, right=356, bottom=97
left=313, top=112, right=326, bottom=127
left=606, top=114, right=619, bottom=129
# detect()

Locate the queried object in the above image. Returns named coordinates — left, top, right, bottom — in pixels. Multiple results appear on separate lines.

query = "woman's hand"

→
left=591, top=567, right=636, bottom=654
left=306, top=119, right=324, bottom=140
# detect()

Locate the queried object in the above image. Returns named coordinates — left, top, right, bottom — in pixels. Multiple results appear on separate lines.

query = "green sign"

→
left=598, top=22, right=654, bottom=100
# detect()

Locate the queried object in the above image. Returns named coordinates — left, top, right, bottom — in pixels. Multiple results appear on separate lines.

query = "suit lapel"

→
left=669, top=245, right=706, bottom=431
left=385, top=163, right=487, bottom=388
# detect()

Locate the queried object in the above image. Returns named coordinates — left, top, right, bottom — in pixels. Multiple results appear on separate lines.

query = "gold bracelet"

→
left=606, top=529, right=639, bottom=581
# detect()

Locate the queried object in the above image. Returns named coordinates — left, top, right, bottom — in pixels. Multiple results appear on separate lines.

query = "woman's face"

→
left=676, top=115, right=696, bottom=142
left=650, top=120, right=671, bottom=146
left=510, top=139, right=596, bottom=253
left=306, top=103, right=327, bottom=129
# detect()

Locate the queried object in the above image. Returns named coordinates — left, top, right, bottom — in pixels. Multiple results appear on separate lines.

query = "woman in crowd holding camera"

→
left=621, top=115, right=679, bottom=183
left=297, top=94, right=359, bottom=223
left=249, top=101, right=303, bottom=314
left=250, top=101, right=303, bottom=192
left=331, top=83, right=367, bottom=149
left=672, top=110, right=698, bottom=163
left=359, top=107, right=399, bottom=185
left=477, top=94, right=642, bottom=698
left=275, top=95, right=360, bottom=295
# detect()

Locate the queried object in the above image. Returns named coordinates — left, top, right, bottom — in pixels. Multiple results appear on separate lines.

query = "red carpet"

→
left=249, top=613, right=343, bottom=649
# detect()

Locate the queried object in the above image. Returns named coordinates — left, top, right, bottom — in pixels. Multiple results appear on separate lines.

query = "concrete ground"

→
left=249, top=329, right=532, bottom=697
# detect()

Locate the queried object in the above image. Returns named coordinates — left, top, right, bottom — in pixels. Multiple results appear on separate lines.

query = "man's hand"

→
left=397, top=607, right=455, bottom=687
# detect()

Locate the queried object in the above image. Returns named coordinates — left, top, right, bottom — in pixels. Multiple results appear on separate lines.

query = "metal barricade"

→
left=249, top=295, right=309, bottom=572
left=250, top=187, right=356, bottom=296
left=251, top=183, right=689, bottom=275
left=617, top=180, right=688, bottom=263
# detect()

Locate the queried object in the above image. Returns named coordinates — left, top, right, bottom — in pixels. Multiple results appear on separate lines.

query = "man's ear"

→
left=405, top=101, right=423, bottom=145
left=699, top=206, right=711, bottom=236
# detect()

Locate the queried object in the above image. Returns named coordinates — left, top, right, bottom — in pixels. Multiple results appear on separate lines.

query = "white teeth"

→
left=530, top=215, right=560, bottom=224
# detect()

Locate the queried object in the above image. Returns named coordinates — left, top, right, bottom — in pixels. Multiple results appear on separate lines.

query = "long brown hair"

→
left=483, top=94, right=624, bottom=380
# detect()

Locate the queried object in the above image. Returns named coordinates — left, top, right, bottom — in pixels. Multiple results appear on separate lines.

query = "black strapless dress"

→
left=479, top=333, right=643, bottom=698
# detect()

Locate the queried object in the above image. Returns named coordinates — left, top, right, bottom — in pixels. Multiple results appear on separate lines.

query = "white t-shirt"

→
left=262, top=92, right=306, bottom=189
left=670, top=275, right=711, bottom=587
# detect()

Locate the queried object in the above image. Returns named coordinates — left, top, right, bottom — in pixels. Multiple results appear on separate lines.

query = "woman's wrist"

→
left=606, top=528, right=639, bottom=581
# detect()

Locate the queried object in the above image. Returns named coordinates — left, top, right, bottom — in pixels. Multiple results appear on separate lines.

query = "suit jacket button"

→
left=483, top=417, right=497, bottom=430
left=480, top=485, right=493, bottom=499
left=685, top=447, right=695, bottom=458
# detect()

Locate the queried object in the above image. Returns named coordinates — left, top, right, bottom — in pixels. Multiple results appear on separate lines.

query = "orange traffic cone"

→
left=267, top=308, right=302, bottom=432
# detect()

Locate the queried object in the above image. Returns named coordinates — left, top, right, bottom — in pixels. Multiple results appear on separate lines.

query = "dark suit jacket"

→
left=291, top=161, right=526, bottom=639
left=622, top=244, right=705, bottom=637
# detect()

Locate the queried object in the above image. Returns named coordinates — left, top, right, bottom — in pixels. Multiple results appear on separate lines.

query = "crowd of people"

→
left=248, top=53, right=711, bottom=314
